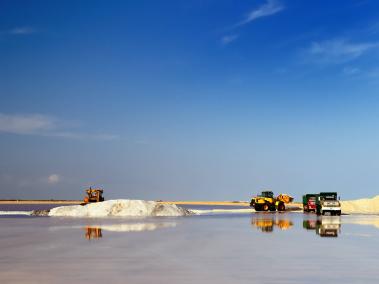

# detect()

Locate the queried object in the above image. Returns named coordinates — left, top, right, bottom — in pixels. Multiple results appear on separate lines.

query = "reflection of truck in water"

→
left=251, top=215, right=293, bottom=233
left=316, top=192, right=341, bottom=216
left=250, top=191, right=293, bottom=212
left=316, top=217, right=341, bottom=237
left=302, top=194, right=317, bottom=213
left=303, top=217, right=341, bottom=237
left=303, top=219, right=317, bottom=230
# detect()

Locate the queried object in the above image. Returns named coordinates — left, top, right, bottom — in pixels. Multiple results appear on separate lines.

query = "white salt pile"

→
left=341, top=195, right=379, bottom=214
left=49, top=200, right=192, bottom=217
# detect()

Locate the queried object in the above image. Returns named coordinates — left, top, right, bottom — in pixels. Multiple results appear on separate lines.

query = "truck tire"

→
left=254, top=204, right=261, bottom=211
left=277, top=203, right=285, bottom=212
left=263, top=204, right=269, bottom=211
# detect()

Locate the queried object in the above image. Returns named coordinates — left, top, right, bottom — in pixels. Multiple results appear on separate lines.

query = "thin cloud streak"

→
left=343, top=66, right=361, bottom=76
left=4, top=27, right=36, bottom=35
left=221, top=34, right=239, bottom=45
left=0, top=113, right=55, bottom=134
left=0, top=113, right=117, bottom=141
left=235, top=0, right=284, bottom=28
left=306, top=38, right=379, bottom=64
left=223, top=0, right=284, bottom=44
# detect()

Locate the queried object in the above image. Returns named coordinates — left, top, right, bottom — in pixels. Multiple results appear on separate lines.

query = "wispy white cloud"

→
left=222, top=0, right=283, bottom=44
left=342, top=66, right=361, bottom=76
left=236, top=0, right=284, bottom=27
left=0, top=113, right=55, bottom=134
left=0, top=113, right=117, bottom=140
left=3, top=27, right=36, bottom=35
left=10, top=27, right=35, bottom=35
left=221, top=34, right=239, bottom=45
left=47, top=174, right=60, bottom=184
left=306, top=38, right=379, bottom=64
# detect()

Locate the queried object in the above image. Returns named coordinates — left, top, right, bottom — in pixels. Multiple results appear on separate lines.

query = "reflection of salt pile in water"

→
left=94, top=222, right=176, bottom=232
left=0, top=211, right=32, bottom=216
left=341, top=195, right=379, bottom=214
left=343, top=216, right=379, bottom=229
left=49, top=200, right=192, bottom=217
left=191, top=208, right=254, bottom=215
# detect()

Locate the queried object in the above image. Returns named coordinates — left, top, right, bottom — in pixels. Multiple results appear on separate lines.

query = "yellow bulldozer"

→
left=82, top=187, right=105, bottom=204
left=250, top=190, right=293, bottom=212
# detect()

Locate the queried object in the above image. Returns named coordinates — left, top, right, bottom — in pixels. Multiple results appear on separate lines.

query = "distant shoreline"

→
left=0, top=200, right=82, bottom=204
left=0, top=200, right=250, bottom=206
left=0, top=200, right=301, bottom=208
left=159, top=201, right=250, bottom=206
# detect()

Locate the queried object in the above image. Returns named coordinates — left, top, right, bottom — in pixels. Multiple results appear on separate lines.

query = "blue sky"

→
left=1, top=0, right=379, bottom=200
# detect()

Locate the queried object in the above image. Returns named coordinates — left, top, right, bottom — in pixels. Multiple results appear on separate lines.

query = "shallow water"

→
left=1, top=209, right=379, bottom=283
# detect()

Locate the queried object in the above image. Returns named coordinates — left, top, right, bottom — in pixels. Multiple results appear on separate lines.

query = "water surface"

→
left=0, top=208, right=378, bottom=283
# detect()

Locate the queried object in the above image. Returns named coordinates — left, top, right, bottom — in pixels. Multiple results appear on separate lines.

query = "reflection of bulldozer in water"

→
left=82, top=187, right=105, bottom=205
left=251, top=215, right=293, bottom=233
left=303, top=217, right=341, bottom=237
left=84, top=227, right=103, bottom=240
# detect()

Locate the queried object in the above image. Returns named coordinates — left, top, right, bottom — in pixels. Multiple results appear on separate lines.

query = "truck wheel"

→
left=263, top=204, right=269, bottom=211
left=254, top=204, right=261, bottom=211
left=278, top=203, right=285, bottom=212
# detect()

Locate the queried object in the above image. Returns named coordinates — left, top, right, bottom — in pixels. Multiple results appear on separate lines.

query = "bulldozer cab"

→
left=259, top=191, right=274, bottom=198
left=83, top=187, right=104, bottom=204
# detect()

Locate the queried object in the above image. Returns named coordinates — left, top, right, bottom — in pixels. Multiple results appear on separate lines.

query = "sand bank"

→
left=341, top=195, right=379, bottom=214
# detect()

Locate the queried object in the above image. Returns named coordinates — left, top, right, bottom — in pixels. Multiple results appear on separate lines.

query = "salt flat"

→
left=1, top=210, right=379, bottom=284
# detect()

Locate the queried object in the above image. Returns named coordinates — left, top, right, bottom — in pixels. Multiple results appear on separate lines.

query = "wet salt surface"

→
left=1, top=211, right=379, bottom=283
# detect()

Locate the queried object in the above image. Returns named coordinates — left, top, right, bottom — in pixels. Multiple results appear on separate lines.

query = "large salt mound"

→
left=341, top=195, right=379, bottom=214
left=49, top=200, right=192, bottom=217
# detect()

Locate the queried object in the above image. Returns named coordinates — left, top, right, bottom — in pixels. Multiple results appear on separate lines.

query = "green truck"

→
left=315, top=192, right=341, bottom=216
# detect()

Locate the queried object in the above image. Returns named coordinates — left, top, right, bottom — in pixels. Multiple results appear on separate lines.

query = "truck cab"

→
left=316, top=192, right=341, bottom=216
left=302, top=194, right=318, bottom=213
